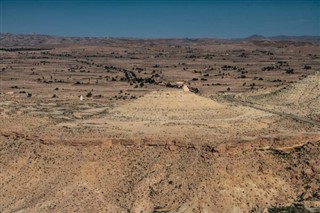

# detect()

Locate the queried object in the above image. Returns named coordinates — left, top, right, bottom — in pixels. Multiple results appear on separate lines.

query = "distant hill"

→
left=244, top=34, right=268, bottom=40
left=1, top=33, right=320, bottom=46
left=0, top=33, right=224, bottom=47
left=243, top=34, right=320, bottom=42
left=269, top=35, right=320, bottom=42
left=0, top=33, right=116, bottom=47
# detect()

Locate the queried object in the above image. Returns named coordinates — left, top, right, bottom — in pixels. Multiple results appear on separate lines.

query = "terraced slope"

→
left=240, top=73, right=320, bottom=121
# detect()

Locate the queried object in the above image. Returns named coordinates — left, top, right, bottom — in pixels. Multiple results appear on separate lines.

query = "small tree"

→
left=86, top=92, right=92, bottom=97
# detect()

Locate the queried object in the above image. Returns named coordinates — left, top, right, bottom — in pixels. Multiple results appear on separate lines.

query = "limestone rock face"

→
left=182, top=84, right=190, bottom=92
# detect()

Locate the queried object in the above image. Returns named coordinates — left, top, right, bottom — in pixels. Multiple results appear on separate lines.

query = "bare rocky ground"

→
left=0, top=35, right=320, bottom=212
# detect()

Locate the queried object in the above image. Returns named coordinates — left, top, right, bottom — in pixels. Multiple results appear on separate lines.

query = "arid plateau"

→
left=1, top=34, right=320, bottom=213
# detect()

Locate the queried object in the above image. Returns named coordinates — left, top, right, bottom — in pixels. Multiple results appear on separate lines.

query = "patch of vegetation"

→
left=304, top=65, right=311, bottom=70
left=268, top=203, right=313, bottom=213
left=0, top=47, right=52, bottom=52
left=285, top=68, right=294, bottom=74
left=86, top=92, right=92, bottom=97
left=270, top=148, right=291, bottom=158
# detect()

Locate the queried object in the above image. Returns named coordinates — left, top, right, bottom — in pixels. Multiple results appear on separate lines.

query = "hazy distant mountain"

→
left=1, top=33, right=319, bottom=47
left=244, top=34, right=268, bottom=40
left=243, top=34, right=320, bottom=42
left=0, top=33, right=116, bottom=47
left=269, top=35, right=320, bottom=42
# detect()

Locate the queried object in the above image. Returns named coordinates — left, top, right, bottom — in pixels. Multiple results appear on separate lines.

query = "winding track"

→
left=223, top=96, right=320, bottom=127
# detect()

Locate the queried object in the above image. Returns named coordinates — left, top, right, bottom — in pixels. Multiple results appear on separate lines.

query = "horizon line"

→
left=2, top=32, right=320, bottom=40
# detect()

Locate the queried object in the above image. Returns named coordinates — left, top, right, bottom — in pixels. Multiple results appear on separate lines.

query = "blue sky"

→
left=1, top=0, right=319, bottom=38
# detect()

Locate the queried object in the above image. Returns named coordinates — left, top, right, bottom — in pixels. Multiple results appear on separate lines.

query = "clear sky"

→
left=1, top=0, right=319, bottom=38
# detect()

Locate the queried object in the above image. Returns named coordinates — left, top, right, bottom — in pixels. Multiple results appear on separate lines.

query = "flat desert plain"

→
left=0, top=34, right=320, bottom=212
